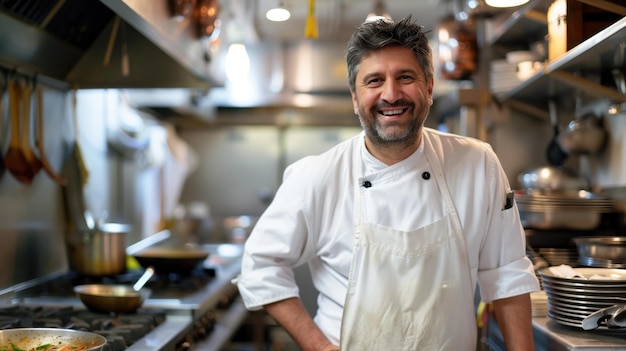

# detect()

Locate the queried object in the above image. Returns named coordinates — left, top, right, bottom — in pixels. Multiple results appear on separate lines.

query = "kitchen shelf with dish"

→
left=486, top=0, right=626, bottom=114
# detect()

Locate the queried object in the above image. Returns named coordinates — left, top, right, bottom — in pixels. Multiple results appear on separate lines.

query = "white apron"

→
left=339, top=133, right=477, bottom=350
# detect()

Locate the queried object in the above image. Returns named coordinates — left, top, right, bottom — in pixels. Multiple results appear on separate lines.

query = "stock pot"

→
left=66, top=220, right=131, bottom=276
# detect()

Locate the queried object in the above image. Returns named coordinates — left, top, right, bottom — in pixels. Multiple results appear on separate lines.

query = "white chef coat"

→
left=236, top=128, right=539, bottom=344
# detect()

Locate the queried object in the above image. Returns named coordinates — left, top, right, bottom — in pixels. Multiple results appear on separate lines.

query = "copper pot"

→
left=195, top=0, right=219, bottom=38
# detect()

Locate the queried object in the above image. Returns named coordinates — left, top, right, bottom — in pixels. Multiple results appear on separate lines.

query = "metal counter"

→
left=533, top=317, right=626, bottom=351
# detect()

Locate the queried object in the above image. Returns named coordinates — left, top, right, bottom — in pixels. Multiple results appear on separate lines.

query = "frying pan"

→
left=74, top=267, right=154, bottom=314
left=131, top=245, right=209, bottom=274
left=0, top=328, right=106, bottom=351
left=74, top=285, right=152, bottom=314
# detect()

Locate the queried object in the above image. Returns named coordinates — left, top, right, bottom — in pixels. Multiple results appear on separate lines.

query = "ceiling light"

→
left=266, top=2, right=291, bottom=22
left=485, top=0, right=530, bottom=8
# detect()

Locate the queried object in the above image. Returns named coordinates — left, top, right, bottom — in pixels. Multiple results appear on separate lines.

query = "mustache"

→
left=374, top=100, right=415, bottom=110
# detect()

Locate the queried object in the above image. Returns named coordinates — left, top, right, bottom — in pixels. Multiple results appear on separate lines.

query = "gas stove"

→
left=0, top=244, right=245, bottom=351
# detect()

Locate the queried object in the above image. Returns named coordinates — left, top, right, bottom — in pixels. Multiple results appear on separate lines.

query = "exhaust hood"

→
left=0, top=0, right=220, bottom=89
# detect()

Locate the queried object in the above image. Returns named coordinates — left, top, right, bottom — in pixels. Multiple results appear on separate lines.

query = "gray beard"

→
left=359, top=112, right=424, bottom=148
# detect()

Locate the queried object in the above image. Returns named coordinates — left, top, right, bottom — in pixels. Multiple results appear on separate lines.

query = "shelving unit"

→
left=487, top=0, right=551, bottom=48
left=485, top=0, right=626, bottom=112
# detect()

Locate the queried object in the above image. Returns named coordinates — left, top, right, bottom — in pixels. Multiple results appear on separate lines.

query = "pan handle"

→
left=126, top=230, right=171, bottom=255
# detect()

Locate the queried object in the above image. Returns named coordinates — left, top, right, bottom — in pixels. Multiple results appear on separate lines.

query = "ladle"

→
left=546, top=99, right=568, bottom=166
left=0, top=70, right=7, bottom=179
left=4, top=77, right=33, bottom=184
left=35, top=85, right=66, bottom=185
left=19, top=78, right=42, bottom=178
left=133, top=266, right=154, bottom=291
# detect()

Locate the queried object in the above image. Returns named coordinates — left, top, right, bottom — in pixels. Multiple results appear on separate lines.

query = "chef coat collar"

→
left=360, top=131, right=426, bottom=175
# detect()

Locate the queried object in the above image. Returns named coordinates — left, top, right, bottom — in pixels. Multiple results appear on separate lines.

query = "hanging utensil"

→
left=35, top=84, right=66, bottom=185
left=72, top=89, right=89, bottom=185
left=305, top=0, right=318, bottom=39
left=546, top=99, right=568, bottom=166
left=19, top=77, right=42, bottom=178
left=4, top=76, right=33, bottom=184
left=0, top=69, right=8, bottom=179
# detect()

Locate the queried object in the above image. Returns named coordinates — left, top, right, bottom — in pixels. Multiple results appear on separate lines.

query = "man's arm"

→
left=264, top=297, right=339, bottom=351
left=493, top=293, right=536, bottom=351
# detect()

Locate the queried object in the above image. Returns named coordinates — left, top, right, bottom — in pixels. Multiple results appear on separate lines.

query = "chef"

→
left=235, top=15, right=539, bottom=351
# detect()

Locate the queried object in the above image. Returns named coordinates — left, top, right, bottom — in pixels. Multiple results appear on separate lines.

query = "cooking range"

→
left=0, top=244, right=245, bottom=351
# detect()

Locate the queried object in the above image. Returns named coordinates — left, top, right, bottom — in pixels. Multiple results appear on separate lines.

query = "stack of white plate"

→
left=490, top=59, right=522, bottom=96
left=539, top=267, right=626, bottom=330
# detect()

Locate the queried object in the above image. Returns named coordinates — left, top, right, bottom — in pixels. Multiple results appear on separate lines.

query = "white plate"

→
left=540, top=267, right=626, bottom=283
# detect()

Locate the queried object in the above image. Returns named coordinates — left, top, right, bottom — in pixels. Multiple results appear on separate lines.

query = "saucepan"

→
left=74, top=267, right=154, bottom=314
left=65, top=211, right=131, bottom=276
left=0, top=328, right=107, bottom=351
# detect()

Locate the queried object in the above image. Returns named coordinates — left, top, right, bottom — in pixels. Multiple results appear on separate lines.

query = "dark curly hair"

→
left=345, top=15, right=433, bottom=92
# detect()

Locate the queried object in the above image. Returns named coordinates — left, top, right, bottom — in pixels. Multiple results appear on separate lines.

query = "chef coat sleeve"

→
left=476, top=147, right=539, bottom=303
left=235, top=158, right=316, bottom=310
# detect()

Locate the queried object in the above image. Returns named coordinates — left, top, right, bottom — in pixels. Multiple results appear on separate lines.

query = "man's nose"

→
left=380, top=80, right=402, bottom=102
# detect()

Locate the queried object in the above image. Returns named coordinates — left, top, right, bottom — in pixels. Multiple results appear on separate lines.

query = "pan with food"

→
left=0, top=328, right=107, bottom=351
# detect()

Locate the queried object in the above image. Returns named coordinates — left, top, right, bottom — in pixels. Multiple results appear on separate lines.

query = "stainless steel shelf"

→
left=487, top=0, right=550, bottom=47
left=496, top=16, right=626, bottom=107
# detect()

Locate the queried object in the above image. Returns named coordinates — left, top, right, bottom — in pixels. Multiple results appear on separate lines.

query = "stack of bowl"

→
left=574, top=237, right=626, bottom=269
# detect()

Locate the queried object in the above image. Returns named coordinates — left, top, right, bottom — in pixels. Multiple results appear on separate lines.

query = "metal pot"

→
left=66, top=220, right=131, bottom=276
left=74, top=284, right=152, bottom=314
left=517, top=166, right=589, bottom=192
left=573, top=237, right=626, bottom=261
left=557, top=113, right=607, bottom=154
left=0, top=328, right=107, bottom=351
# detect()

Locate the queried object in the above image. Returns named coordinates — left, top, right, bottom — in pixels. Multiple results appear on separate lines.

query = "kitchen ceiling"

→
left=235, top=0, right=458, bottom=42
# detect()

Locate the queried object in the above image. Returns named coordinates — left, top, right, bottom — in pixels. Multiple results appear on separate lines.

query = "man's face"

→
left=351, top=46, right=433, bottom=146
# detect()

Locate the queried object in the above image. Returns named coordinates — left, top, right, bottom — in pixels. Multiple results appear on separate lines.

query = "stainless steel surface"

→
left=574, top=237, right=626, bottom=262
left=533, top=317, right=626, bottom=350
left=0, top=328, right=107, bottom=351
left=493, top=15, right=626, bottom=106
left=0, top=0, right=215, bottom=88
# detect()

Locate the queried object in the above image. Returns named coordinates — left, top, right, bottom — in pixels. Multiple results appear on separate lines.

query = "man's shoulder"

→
left=424, top=127, right=495, bottom=157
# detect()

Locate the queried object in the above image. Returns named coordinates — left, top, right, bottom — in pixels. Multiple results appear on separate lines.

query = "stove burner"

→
left=0, top=305, right=166, bottom=351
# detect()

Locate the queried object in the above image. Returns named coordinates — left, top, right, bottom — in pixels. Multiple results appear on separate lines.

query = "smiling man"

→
left=235, top=15, right=539, bottom=351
